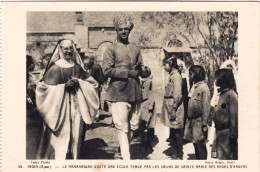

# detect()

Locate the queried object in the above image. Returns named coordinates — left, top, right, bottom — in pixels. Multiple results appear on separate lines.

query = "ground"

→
left=75, top=111, right=216, bottom=160
left=26, top=110, right=216, bottom=160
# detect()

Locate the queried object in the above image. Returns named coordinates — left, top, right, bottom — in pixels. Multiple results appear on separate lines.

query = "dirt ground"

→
left=26, top=110, right=217, bottom=160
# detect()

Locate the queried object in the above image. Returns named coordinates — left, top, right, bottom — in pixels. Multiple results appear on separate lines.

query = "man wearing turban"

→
left=35, top=39, right=99, bottom=159
left=103, top=15, right=146, bottom=160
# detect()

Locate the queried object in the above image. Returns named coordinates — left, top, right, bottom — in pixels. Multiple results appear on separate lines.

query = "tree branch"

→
left=197, top=25, right=217, bottom=60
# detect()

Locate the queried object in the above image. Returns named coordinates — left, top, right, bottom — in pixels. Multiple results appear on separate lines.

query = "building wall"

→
left=89, top=29, right=116, bottom=49
left=27, top=12, right=77, bottom=33
left=27, top=12, right=174, bottom=48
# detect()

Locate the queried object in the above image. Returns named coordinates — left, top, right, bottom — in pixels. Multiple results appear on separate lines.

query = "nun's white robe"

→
left=35, top=62, right=99, bottom=159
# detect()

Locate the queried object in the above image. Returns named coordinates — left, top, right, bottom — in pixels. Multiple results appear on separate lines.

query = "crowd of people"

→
left=26, top=14, right=238, bottom=160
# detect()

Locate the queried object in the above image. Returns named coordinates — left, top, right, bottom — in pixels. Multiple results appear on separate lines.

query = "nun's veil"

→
left=42, top=39, right=85, bottom=79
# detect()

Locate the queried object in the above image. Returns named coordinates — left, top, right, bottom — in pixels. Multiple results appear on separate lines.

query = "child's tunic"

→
left=162, top=69, right=184, bottom=129
left=184, top=81, right=210, bottom=144
left=214, top=88, right=238, bottom=160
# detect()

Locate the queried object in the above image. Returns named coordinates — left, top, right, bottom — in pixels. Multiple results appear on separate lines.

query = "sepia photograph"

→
left=26, top=11, right=238, bottom=160
left=2, top=1, right=260, bottom=172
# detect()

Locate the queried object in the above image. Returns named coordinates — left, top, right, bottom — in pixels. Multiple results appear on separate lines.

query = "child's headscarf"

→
left=220, top=59, right=237, bottom=75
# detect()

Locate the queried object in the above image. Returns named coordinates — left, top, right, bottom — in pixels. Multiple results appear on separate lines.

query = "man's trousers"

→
left=111, top=102, right=141, bottom=159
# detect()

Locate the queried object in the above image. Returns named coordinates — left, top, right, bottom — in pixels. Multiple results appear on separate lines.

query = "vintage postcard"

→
left=1, top=1, right=260, bottom=172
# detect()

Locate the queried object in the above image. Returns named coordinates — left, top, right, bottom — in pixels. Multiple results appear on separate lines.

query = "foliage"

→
left=140, top=12, right=238, bottom=93
left=138, top=34, right=151, bottom=47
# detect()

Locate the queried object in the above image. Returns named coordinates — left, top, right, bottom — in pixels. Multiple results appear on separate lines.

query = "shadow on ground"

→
left=80, top=138, right=115, bottom=159
left=163, top=146, right=176, bottom=157
left=131, top=135, right=159, bottom=160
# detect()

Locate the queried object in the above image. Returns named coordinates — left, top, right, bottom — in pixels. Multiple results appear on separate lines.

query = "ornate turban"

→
left=113, top=14, right=134, bottom=31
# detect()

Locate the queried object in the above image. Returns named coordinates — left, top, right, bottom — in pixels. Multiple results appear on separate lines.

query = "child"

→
left=166, top=59, right=190, bottom=144
left=162, top=56, right=184, bottom=159
left=132, top=73, right=155, bottom=147
left=177, top=59, right=190, bottom=129
left=184, top=65, right=210, bottom=160
left=210, top=60, right=237, bottom=158
left=213, top=69, right=238, bottom=160
left=82, top=55, right=104, bottom=123
left=140, top=75, right=155, bottom=147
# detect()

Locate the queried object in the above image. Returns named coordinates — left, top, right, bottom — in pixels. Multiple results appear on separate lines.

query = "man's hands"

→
left=128, top=70, right=139, bottom=78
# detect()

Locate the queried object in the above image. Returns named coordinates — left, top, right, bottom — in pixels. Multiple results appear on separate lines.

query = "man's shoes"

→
left=166, top=137, right=174, bottom=143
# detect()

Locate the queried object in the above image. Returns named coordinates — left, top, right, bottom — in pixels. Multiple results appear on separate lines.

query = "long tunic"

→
left=162, top=69, right=184, bottom=129
left=184, top=82, right=210, bottom=144
left=214, top=89, right=238, bottom=160
left=103, top=42, right=143, bottom=102
left=36, top=63, right=99, bottom=159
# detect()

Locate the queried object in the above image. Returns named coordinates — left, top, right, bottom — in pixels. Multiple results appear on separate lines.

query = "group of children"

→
left=161, top=56, right=238, bottom=160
